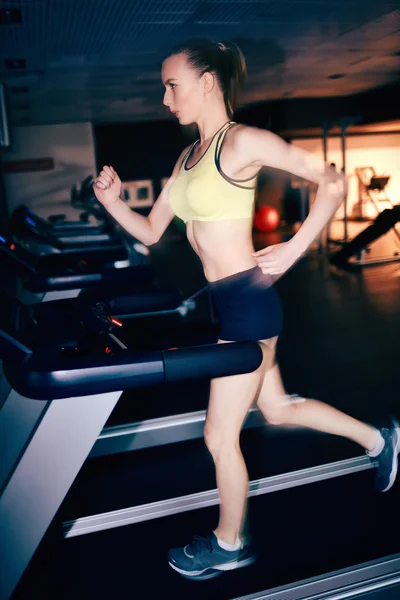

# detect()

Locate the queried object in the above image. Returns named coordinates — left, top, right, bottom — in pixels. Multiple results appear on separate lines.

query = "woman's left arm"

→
left=235, top=126, right=347, bottom=274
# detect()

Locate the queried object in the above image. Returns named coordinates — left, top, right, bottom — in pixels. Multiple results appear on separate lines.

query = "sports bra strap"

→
left=215, top=122, right=236, bottom=163
left=181, top=142, right=198, bottom=169
left=183, top=121, right=234, bottom=170
left=215, top=122, right=257, bottom=190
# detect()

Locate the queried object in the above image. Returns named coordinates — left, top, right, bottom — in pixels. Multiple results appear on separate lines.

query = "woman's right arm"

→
left=93, top=146, right=190, bottom=246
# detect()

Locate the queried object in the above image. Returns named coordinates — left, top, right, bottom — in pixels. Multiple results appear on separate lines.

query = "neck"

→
left=196, top=105, right=231, bottom=144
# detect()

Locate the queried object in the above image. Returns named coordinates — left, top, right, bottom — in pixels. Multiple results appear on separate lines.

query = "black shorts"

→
left=208, top=267, right=283, bottom=342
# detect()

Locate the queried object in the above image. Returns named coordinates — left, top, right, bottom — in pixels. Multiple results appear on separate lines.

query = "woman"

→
left=93, top=38, right=399, bottom=581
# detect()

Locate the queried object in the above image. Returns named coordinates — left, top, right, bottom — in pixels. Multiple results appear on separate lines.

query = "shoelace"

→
left=188, top=534, right=214, bottom=555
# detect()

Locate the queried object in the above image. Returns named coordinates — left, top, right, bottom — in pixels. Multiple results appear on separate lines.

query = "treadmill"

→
left=9, top=205, right=148, bottom=267
left=0, top=241, right=258, bottom=458
left=0, top=293, right=263, bottom=599
left=0, top=231, right=154, bottom=302
left=42, top=178, right=107, bottom=234
left=1, top=294, right=399, bottom=600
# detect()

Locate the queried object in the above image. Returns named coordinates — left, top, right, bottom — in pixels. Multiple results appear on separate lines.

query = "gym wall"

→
left=2, top=122, right=96, bottom=219
left=94, top=120, right=190, bottom=200
left=292, top=133, right=400, bottom=220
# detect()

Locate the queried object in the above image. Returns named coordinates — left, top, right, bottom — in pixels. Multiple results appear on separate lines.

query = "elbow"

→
left=146, top=229, right=161, bottom=246
left=144, top=219, right=161, bottom=246
left=320, top=171, right=347, bottom=208
left=146, top=236, right=160, bottom=247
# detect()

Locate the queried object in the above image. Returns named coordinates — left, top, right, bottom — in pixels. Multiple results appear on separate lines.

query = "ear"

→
left=202, top=71, right=215, bottom=94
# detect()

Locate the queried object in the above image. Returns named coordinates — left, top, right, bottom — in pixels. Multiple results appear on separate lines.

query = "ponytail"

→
left=166, top=38, right=247, bottom=118
left=216, top=40, right=246, bottom=117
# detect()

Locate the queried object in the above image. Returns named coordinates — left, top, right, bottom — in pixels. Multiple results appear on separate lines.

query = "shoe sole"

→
left=381, top=427, right=400, bottom=493
left=168, top=555, right=255, bottom=580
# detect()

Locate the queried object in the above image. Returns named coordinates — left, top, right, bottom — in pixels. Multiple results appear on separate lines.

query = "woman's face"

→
left=162, top=53, right=205, bottom=125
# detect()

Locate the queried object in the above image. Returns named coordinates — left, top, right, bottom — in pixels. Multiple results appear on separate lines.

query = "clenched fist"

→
left=93, top=165, right=121, bottom=207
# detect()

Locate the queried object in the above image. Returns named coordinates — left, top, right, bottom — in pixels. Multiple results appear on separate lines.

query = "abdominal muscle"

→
left=186, top=218, right=258, bottom=282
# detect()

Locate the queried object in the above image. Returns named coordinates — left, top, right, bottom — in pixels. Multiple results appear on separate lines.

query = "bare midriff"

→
left=186, top=218, right=258, bottom=282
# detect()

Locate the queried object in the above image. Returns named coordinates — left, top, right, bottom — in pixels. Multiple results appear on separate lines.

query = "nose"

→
left=163, top=89, right=172, bottom=107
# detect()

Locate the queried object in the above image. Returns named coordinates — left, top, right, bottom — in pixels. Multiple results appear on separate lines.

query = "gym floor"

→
left=10, top=222, right=400, bottom=599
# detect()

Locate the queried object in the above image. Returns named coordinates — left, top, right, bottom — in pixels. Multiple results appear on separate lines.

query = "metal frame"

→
left=323, top=117, right=362, bottom=253
left=349, top=167, right=400, bottom=267
left=90, top=406, right=265, bottom=457
left=323, top=119, right=400, bottom=267
left=232, top=554, right=400, bottom=600
left=0, top=388, right=122, bottom=600
left=63, top=454, right=373, bottom=538
left=0, top=384, right=393, bottom=600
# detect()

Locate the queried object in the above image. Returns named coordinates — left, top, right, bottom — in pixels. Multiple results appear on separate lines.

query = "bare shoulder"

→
left=231, top=124, right=327, bottom=182
left=179, top=144, right=192, bottom=158
left=170, top=144, right=192, bottom=178
left=176, top=144, right=192, bottom=165
left=229, top=124, right=278, bottom=158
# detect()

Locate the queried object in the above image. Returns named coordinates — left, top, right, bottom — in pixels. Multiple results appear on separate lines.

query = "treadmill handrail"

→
left=34, top=265, right=152, bottom=291
left=3, top=342, right=263, bottom=400
left=1, top=235, right=152, bottom=291
left=11, top=205, right=67, bottom=249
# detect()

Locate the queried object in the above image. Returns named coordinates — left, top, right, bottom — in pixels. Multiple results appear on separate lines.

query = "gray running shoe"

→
left=168, top=532, right=255, bottom=580
left=372, top=426, right=400, bottom=492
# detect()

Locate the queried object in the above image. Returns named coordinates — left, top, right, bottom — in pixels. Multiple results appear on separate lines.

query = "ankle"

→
left=366, top=429, right=385, bottom=456
left=214, top=529, right=241, bottom=548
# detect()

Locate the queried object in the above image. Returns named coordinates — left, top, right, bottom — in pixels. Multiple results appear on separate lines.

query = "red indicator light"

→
left=168, top=347, right=178, bottom=351
left=105, top=347, right=111, bottom=354
left=10, top=244, right=15, bottom=250
left=110, top=317, right=123, bottom=327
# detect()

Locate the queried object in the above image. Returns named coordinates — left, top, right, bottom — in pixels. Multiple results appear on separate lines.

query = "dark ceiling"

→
left=1, top=0, right=399, bottom=126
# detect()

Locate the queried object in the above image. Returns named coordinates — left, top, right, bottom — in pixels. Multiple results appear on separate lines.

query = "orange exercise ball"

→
left=254, top=206, right=281, bottom=232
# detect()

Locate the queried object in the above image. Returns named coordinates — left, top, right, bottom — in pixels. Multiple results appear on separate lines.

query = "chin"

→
left=178, top=114, right=196, bottom=127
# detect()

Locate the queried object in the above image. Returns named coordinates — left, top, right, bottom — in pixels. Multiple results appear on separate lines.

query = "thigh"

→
left=205, top=338, right=277, bottom=440
left=256, top=338, right=288, bottom=412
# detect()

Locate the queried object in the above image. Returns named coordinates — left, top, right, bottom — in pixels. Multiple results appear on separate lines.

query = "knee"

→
left=204, top=425, right=239, bottom=461
left=261, top=395, right=304, bottom=426
left=262, top=405, right=291, bottom=426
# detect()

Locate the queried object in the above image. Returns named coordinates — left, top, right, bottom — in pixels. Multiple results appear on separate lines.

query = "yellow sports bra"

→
left=169, top=121, right=257, bottom=223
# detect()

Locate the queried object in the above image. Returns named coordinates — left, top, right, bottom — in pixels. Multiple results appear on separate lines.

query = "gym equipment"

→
left=47, top=210, right=96, bottom=231
left=1, top=294, right=398, bottom=600
left=322, top=119, right=400, bottom=267
left=0, top=281, right=255, bottom=461
left=0, top=233, right=201, bottom=339
left=348, top=167, right=400, bottom=267
left=0, top=232, right=153, bottom=302
left=12, top=199, right=149, bottom=268
left=355, top=167, right=393, bottom=219
left=0, top=293, right=262, bottom=599
left=234, top=556, right=400, bottom=599
left=11, top=205, right=113, bottom=245
left=254, top=206, right=280, bottom=233
left=330, top=206, right=400, bottom=268
left=322, top=116, right=362, bottom=251
left=33, top=178, right=105, bottom=233
left=72, top=175, right=150, bottom=258
left=8, top=206, right=133, bottom=265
